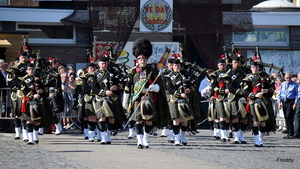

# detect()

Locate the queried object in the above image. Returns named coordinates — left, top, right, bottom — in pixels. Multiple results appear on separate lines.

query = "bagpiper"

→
left=210, top=56, right=230, bottom=142
left=92, top=52, right=123, bottom=144
left=18, top=62, right=44, bottom=144
left=164, top=58, right=194, bottom=146
left=223, top=55, right=249, bottom=144
left=122, top=38, right=168, bottom=149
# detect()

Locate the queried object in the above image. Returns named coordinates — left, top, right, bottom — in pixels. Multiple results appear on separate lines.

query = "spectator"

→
left=198, top=69, right=214, bottom=100
left=293, top=72, right=300, bottom=138
left=274, top=75, right=285, bottom=131
left=277, top=72, right=298, bottom=139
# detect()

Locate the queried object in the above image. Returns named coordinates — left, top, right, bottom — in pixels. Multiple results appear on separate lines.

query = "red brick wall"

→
left=9, top=0, right=39, bottom=7
left=33, top=46, right=88, bottom=69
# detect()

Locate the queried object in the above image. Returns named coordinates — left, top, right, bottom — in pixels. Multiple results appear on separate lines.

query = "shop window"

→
left=233, top=26, right=288, bottom=46
left=16, top=23, right=76, bottom=44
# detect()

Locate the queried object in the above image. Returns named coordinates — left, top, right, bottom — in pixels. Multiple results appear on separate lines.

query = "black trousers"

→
left=282, top=99, right=295, bottom=136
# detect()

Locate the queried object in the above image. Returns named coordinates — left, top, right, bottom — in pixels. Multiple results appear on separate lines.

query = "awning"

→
left=0, top=39, right=12, bottom=48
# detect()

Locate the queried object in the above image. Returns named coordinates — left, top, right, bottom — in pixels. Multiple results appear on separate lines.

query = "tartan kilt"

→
left=130, top=95, right=157, bottom=122
left=84, top=101, right=96, bottom=117
left=94, top=96, right=121, bottom=120
left=215, top=100, right=229, bottom=119
left=12, top=97, right=22, bottom=118
left=229, top=98, right=241, bottom=119
left=249, top=98, right=269, bottom=122
left=19, top=101, right=41, bottom=122
left=168, top=101, right=179, bottom=119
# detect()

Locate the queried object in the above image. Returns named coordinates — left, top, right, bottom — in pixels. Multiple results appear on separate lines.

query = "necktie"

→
left=285, top=83, right=290, bottom=101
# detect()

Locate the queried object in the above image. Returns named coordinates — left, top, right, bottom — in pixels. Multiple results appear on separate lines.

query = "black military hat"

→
left=20, top=51, right=28, bottom=57
left=98, top=55, right=109, bottom=62
left=26, top=62, right=35, bottom=68
left=132, top=38, right=152, bottom=59
left=232, top=55, right=241, bottom=61
left=172, top=59, right=181, bottom=64
left=168, top=58, right=175, bottom=64
left=86, top=62, right=96, bottom=68
left=250, top=61, right=260, bottom=66
left=218, top=59, right=226, bottom=64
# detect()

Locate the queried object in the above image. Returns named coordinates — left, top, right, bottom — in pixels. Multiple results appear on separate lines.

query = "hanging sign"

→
left=140, top=0, right=173, bottom=32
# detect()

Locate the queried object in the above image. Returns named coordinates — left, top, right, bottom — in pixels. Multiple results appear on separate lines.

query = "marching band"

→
left=8, top=36, right=287, bottom=148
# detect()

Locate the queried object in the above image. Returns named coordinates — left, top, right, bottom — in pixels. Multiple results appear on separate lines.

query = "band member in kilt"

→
left=92, top=54, right=123, bottom=145
left=10, top=51, right=29, bottom=142
left=19, top=63, right=44, bottom=145
left=242, top=61, right=274, bottom=146
left=45, top=58, right=65, bottom=135
left=223, top=55, right=249, bottom=144
left=160, top=58, right=175, bottom=142
left=164, top=58, right=194, bottom=146
left=123, top=38, right=168, bottom=149
left=210, top=56, right=230, bottom=142
left=81, top=63, right=97, bottom=142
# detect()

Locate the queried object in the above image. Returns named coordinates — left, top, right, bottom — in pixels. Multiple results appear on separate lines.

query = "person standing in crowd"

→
left=199, top=69, right=214, bottom=100
left=292, top=72, right=300, bottom=138
left=123, top=38, right=168, bottom=149
left=210, top=56, right=230, bottom=142
left=92, top=54, right=123, bottom=145
left=277, top=72, right=298, bottom=139
left=273, top=75, right=285, bottom=131
left=81, top=63, right=97, bottom=142
left=61, top=72, right=72, bottom=130
left=0, top=60, right=7, bottom=132
left=224, top=55, right=249, bottom=144
left=164, top=58, right=194, bottom=146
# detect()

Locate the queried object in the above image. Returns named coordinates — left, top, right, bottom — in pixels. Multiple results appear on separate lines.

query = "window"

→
left=16, top=22, right=76, bottom=44
left=0, top=0, right=7, bottom=6
left=233, top=26, right=288, bottom=46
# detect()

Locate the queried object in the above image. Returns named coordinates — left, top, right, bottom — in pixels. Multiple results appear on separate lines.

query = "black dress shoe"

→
left=27, top=142, right=34, bottom=145
left=254, top=144, right=261, bottom=147
left=174, top=143, right=181, bottom=146
left=145, top=145, right=149, bottom=148
left=23, top=139, right=29, bottom=142
left=182, top=142, right=187, bottom=146
left=128, top=136, right=133, bottom=139
left=168, top=140, right=174, bottom=143
left=215, top=136, right=221, bottom=140
left=106, top=141, right=111, bottom=144
left=240, top=141, right=247, bottom=144
left=100, top=142, right=106, bottom=145
left=14, top=137, right=21, bottom=140
left=89, top=140, right=94, bottom=142
left=283, top=135, right=293, bottom=139
left=291, top=135, right=300, bottom=139
left=221, top=138, right=226, bottom=142
left=160, top=135, right=167, bottom=137
left=137, top=144, right=143, bottom=149
left=35, top=140, right=39, bottom=144
left=232, top=141, right=240, bottom=144
left=84, top=136, right=88, bottom=140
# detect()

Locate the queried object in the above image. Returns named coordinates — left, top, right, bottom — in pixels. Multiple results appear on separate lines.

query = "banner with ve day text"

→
left=140, top=0, right=173, bottom=32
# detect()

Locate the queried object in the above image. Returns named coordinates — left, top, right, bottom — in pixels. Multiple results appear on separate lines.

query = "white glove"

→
left=149, top=84, right=160, bottom=93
